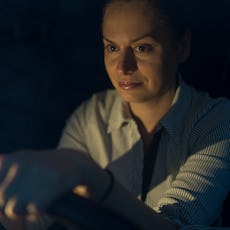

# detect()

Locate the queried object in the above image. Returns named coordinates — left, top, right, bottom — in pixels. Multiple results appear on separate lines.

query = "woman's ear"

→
left=178, top=29, right=191, bottom=63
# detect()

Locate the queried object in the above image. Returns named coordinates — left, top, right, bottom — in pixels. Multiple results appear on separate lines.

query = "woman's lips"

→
left=118, top=81, right=143, bottom=90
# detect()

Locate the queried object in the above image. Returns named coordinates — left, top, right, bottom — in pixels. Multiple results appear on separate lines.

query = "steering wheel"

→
left=47, top=192, right=140, bottom=230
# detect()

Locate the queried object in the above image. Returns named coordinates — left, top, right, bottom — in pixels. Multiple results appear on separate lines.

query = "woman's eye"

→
left=135, top=45, right=153, bottom=53
left=105, top=44, right=117, bottom=53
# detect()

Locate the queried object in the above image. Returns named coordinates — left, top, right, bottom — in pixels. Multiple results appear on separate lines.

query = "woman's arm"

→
left=95, top=169, right=177, bottom=230
left=0, top=148, right=177, bottom=230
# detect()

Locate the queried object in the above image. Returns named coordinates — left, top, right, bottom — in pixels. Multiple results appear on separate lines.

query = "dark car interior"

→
left=0, top=0, right=229, bottom=228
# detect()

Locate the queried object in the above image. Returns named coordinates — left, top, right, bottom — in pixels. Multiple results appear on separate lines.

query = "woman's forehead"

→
left=103, top=1, right=166, bottom=29
left=102, top=1, right=171, bottom=42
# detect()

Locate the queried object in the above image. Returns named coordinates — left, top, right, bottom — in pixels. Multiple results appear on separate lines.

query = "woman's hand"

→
left=0, top=149, right=96, bottom=219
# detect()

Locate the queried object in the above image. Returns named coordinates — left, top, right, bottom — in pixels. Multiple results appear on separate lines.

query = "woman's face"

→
left=102, top=1, right=190, bottom=104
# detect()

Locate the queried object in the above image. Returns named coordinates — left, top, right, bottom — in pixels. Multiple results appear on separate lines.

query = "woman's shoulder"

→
left=192, top=91, right=230, bottom=125
left=187, top=88, right=230, bottom=148
left=80, top=89, right=120, bottom=111
left=91, top=89, right=121, bottom=106
left=181, top=81, right=230, bottom=123
left=70, top=89, right=122, bottom=122
left=173, top=81, right=230, bottom=145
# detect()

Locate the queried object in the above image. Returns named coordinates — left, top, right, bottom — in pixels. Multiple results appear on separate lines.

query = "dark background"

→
left=0, top=0, right=229, bottom=152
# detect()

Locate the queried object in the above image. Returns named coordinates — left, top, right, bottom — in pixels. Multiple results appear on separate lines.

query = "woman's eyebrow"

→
left=131, top=34, right=155, bottom=43
left=103, top=37, right=115, bottom=44
left=103, top=34, right=155, bottom=44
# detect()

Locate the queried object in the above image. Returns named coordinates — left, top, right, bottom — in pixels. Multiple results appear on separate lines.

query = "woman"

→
left=0, top=0, right=229, bottom=229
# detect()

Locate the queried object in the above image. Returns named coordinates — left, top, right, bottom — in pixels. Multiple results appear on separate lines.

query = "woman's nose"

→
left=117, top=48, right=137, bottom=75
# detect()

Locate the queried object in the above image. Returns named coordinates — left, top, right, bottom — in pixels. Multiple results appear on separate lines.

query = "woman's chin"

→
left=120, top=93, right=147, bottom=104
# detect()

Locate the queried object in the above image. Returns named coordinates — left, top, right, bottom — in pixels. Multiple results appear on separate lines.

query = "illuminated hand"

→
left=0, top=149, right=92, bottom=219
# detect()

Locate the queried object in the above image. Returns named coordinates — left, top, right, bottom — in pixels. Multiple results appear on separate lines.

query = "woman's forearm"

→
left=86, top=166, right=177, bottom=230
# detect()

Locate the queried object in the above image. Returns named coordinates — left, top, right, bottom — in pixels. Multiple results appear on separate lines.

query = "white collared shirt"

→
left=58, top=79, right=230, bottom=228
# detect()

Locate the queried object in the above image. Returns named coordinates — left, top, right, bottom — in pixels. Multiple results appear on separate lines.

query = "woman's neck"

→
left=131, top=93, right=175, bottom=130
left=129, top=89, right=176, bottom=151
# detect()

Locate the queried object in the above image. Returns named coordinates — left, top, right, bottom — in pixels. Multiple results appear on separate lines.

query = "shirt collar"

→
left=107, top=93, right=132, bottom=133
left=160, top=79, right=193, bottom=144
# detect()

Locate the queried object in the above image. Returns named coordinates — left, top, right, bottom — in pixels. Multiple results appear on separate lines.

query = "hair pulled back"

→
left=103, top=0, right=189, bottom=39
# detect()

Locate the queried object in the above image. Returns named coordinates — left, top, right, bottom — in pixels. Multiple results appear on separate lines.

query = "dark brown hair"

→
left=103, top=0, right=190, bottom=40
